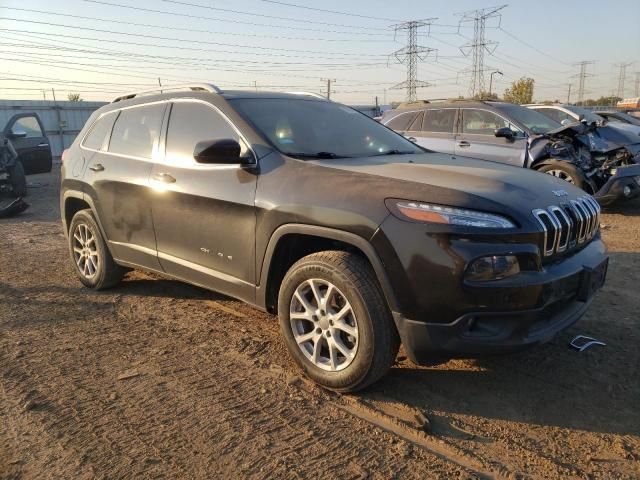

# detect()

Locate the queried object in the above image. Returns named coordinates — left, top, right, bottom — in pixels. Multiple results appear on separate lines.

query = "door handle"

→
left=457, top=141, right=471, bottom=148
left=89, top=163, right=105, bottom=172
left=37, top=143, right=49, bottom=147
left=152, top=173, right=176, bottom=184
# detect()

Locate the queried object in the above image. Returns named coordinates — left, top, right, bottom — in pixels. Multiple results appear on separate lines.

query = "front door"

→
left=455, top=108, right=527, bottom=167
left=3, top=114, right=52, bottom=174
left=150, top=100, right=258, bottom=298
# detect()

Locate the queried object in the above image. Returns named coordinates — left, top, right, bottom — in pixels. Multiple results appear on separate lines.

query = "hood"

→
left=308, top=152, right=588, bottom=212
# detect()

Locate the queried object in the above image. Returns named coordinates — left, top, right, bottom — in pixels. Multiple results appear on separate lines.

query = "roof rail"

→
left=285, top=91, right=329, bottom=101
left=112, top=83, right=222, bottom=103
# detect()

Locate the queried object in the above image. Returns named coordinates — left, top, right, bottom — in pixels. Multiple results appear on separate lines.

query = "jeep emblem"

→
left=553, top=190, right=569, bottom=197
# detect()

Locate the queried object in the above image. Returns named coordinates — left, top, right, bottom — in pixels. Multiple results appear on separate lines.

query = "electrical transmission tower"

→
left=615, top=62, right=633, bottom=98
left=572, top=61, right=594, bottom=105
left=389, top=19, right=437, bottom=102
left=456, top=5, right=507, bottom=97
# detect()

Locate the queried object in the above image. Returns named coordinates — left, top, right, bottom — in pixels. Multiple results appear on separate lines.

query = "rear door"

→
left=414, top=108, right=457, bottom=153
left=83, top=102, right=166, bottom=270
left=150, top=99, right=258, bottom=297
left=3, top=113, right=52, bottom=174
left=455, top=108, right=527, bottom=167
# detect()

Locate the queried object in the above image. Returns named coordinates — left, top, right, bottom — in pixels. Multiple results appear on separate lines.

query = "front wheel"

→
left=278, top=251, right=399, bottom=392
left=537, top=161, right=588, bottom=191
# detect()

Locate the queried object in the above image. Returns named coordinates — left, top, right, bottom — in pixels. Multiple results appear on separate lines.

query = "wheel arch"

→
left=257, top=224, right=399, bottom=315
left=61, top=191, right=114, bottom=252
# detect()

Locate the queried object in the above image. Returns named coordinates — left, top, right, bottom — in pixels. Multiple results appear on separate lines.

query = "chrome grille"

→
left=533, top=196, right=600, bottom=257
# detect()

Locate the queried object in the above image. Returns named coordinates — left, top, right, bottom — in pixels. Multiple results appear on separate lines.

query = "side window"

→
left=406, top=111, right=424, bottom=131
left=462, top=109, right=509, bottom=135
left=385, top=112, right=418, bottom=131
left=536, top=108, right=572, bottom=123
left=165, top=102, right=249, bottom=164
left=82, top=112, right=117, bottom=151
left=109, top=104, right=165, bottom=159
left=11, top=116, right=43, bottom=137
left=422, top=109, right=455, bottom=133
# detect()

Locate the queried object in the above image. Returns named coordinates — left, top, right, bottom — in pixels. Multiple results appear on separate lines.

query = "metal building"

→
left=0, top=100, right=106, bottom=158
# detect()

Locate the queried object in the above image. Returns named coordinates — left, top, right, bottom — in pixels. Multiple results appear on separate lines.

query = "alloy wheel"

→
left=289, top=279, right=359, bottom=372
left=546, top=169, right=575, bottom=184
left=72, top=223, right=99, bottom=279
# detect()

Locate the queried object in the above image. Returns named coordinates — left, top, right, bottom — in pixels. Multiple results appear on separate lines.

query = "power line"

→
left=234, top=0, right=401, bottom=22
left=497, top=27, right=567, bottom=64
left=0, top=6, right=389, bottom=43
left=84, top=0, right=389, bottom=36
left=0, top=17, right=387, bottom=58
left=456, top=5, right=507, bottom=97
left=389, top=19, right=437, bottom=102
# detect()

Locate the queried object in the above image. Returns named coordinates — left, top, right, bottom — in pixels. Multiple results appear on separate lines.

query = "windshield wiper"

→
left=372, top=149, right=418, bottom=156
left=286, top=151, right=350, bottom=159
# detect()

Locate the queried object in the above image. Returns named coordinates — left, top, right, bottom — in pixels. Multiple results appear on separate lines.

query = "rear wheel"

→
left=68, top=209, right=125, bottom=289
left=278, top=251, right=399, bottom=392
left=537, top=161, right=587, bottom=191
left=8, top=161, right=26, bottom=197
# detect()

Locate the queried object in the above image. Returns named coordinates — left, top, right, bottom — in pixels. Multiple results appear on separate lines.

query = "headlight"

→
left=389, top=201, right=516, bottom=228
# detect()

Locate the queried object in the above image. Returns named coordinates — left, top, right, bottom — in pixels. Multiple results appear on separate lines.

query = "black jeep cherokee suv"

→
left=60, top=84, right=608, bottom=392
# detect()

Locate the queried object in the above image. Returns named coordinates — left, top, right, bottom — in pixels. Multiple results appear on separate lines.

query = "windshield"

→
left=230, top=98, right=423, bottom=158
left=564, top=105, right=603, bottom=124
left=494, top=104, right=561, bottom=134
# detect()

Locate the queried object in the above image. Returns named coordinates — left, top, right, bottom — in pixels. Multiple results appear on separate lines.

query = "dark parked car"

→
left=2, top=113, right=53, bottom=175
left=381, top=100, right=640, bottom=205
left=60, top=85, right=608, bottom=391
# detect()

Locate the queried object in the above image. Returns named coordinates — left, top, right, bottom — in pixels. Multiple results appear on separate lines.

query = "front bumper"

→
left=385, top=235, right=608, bottom=364
left=594, top=164, right=640, bottom=206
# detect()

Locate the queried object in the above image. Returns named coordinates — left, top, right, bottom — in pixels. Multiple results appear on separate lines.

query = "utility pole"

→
left=42, top=90, right=47, bottom=100
left=320, top=78, right=336, bottom=99
left=615, top=62, right=632, bottom=99
left=635, top=72, right=640, bottom=97
left=567, top=84, right=572, bottom=104
left=456, top=5, right=507, bottom=97
left=572, top=61, right=594, bottom=105
left=389, top=19, right=437, bottom=102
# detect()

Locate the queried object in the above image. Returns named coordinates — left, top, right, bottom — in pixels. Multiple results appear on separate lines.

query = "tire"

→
left=278, top=251, right=400, bottom=392
left=8, top=161, right=27, bottom=197
left=537, top=161, right=587, bottom=191
left=68, top=209, right=125, bottom=289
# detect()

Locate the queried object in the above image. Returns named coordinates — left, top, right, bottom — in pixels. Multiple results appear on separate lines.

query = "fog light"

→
left=624, top=185, right=632, bottom=197
left=466, top=255, right=520, bottom=281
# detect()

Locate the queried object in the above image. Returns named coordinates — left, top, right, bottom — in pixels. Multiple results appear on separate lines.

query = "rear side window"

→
left=82, top=112, right=117, bottom=150
left=109, top=104, right=165, bottom=159
left=422, top=109, right=456, bottom=133
left=385, top=112, right=419, bottom=131
left=11, top=116, right=43, bottom=137
left=462, top=109, right=509, bottom=135
left=165, top=102, right=248, bottom=163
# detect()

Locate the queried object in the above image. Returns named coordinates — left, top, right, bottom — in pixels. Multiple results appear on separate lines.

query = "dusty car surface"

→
left=60, top=84, right=608, bottom=391
left=381, top=100, right=640, bottom=205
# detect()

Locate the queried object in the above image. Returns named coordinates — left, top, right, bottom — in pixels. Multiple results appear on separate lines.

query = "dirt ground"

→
left=1, top=166, right=639, bottom=480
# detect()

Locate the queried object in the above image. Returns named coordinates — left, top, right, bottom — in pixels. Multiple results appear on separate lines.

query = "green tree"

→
left=503, top=77, right=534, bottom=104
left=67, top=93, right=83, bottom=102
left=473, top=91, right=499, bottom=100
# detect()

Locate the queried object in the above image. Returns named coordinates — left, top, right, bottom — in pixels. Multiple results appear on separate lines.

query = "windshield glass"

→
left=230, top=98, right=423, bottom=158
left=564, top=105, right=603, bottom=124
left=495, top=104, right=561, bottom=134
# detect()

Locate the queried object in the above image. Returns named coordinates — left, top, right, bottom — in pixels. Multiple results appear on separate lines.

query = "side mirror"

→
left=494, top=127, right=513, bottom=140
left=578, top=114, right=585, bottom=122
left=561, top=119, right=572, bottom=126
left=8, top=129, right=27, bottom=139
left=194, top=139, right=242, bottom=164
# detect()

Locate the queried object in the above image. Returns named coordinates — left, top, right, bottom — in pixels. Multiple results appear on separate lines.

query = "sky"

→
left=1, top=0, right=639, bottom=104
